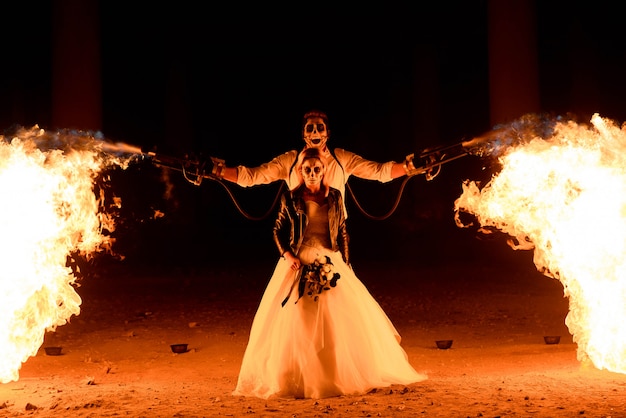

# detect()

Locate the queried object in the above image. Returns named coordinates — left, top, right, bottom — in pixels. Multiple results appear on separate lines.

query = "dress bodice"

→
left=302, top=201, right=330, bottom=248
left=298, top=201, right=331, bottom=264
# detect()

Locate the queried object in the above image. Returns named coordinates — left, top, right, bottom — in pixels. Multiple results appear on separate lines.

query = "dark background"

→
left=1, top=1, right=626, bottom=272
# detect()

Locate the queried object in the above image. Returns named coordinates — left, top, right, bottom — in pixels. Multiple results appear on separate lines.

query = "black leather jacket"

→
left=273, top=186, right=350, bottom=264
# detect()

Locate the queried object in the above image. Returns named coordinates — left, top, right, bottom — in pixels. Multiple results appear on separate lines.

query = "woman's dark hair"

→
left=300, top=147, right=324, bottom=164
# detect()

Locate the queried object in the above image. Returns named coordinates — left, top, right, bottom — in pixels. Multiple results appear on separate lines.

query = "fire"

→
left=455, top=113, right=626, bottom=374
left=0, top=126, right=133, bottom=383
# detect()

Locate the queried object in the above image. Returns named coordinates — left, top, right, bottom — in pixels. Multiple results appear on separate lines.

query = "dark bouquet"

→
left=281, top=255, right=341, bottom=307
left=297, top=255, right=340, bottom=302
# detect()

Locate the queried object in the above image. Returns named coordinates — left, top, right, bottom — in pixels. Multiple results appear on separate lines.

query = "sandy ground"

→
left=2, top=227, right=626, bottom=418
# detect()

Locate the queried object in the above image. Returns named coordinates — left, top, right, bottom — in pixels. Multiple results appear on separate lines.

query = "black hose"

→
left=210, top=176, right=414, bottom=221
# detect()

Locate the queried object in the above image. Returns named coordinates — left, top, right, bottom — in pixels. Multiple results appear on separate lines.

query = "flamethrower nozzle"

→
left=461, top=136, right=488, bottom=151
left=460, top=129, right=505, bottom=156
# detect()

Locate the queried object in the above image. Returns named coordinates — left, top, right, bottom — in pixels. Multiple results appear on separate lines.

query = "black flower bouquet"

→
left=297, top=255, right=340, bottom=302
left=281, top=255, right=341, bottom=307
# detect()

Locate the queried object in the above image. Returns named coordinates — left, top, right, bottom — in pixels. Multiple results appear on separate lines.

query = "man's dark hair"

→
left=302, top=110, right=329, bottom=129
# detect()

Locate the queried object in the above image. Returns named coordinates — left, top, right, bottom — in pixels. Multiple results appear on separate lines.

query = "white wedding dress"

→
left=233, top=201, right=427, bottom=399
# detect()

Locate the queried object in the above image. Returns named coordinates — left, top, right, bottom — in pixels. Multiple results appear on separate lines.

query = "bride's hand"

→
left=283, top=251, right=301, bottom=270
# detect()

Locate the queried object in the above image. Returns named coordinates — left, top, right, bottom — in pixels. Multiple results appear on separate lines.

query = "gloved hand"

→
left=207, top=156, right=225, bottom=179
left=404, top=153, right=439, bottom=181
left=403, top=153, right=423, bottom=177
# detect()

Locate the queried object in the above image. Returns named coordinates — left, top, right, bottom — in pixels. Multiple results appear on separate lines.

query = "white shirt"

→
left=236, top=147, right=395, bottom=217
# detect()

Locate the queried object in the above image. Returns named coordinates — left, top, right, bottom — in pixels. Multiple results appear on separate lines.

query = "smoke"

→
left=467, top=113, right=567, bottom=159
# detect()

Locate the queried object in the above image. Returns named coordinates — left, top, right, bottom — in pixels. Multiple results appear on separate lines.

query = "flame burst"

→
left=455, top=113, right=626, bottom=374
left=0, top=126, right=131, bottom=383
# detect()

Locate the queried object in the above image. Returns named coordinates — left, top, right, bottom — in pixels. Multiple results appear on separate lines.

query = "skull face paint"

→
left=301, top=158, right=325, bottom=188
left=303, top=116, right=329, bottom=149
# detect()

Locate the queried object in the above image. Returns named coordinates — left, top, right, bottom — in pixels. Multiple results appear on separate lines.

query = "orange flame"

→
left=455, top=113, right=626, bottom=374
left=0, top=126, right=131, bottom=383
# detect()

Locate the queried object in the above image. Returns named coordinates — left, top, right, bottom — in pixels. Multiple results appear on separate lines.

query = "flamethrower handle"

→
left=405, top=143, right=470, bottom=181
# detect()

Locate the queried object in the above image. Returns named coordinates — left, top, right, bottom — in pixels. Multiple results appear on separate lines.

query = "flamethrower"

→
left=143, top=134, right=490, bottom=186
left=403, top=135, right=492, bottom=181
left=141, top=149, right=225, bottom=186
left=349, top=135, right=492, bottom=220
left=141, top=148, right=282, bottom=221
left=140, top=134, right=492, bottom=220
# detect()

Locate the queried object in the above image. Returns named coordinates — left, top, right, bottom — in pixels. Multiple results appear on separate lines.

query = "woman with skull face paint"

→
left=233, top=148, right=427, bottom=400
left=217, top=110, right=423, bottom=218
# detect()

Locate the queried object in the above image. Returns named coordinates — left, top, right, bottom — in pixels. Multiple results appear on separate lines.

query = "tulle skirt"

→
left=233, top=246, right=427, bottom=399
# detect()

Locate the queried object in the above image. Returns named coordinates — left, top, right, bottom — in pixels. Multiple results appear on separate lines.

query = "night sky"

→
left=2, top=1, right=626, bottom=269
left=95, top=4, right=488, bottom=160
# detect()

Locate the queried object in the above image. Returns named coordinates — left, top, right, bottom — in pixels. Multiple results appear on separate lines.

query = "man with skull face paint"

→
left=233, top=148, right=427, bottom=399
left=218, top=110, right=422, bottom=217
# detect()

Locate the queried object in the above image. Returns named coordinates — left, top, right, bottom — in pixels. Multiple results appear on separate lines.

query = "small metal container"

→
left=435, top=340, right=453, bottom=350
left=543, top=336, right=561, bottom=345
left=44, top=346, right=63, bottom=356
left=170, top=343, right=188, bottom=354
